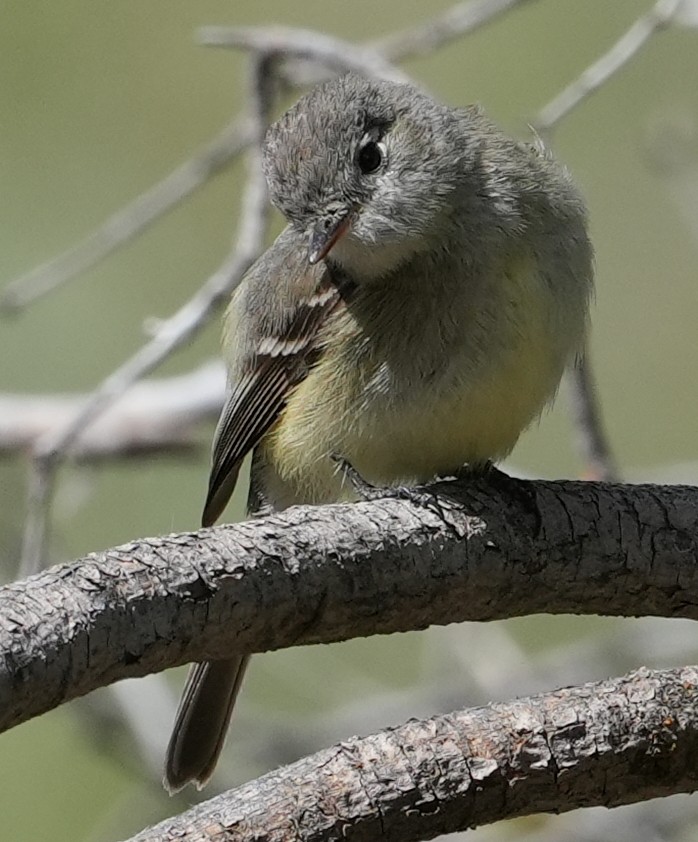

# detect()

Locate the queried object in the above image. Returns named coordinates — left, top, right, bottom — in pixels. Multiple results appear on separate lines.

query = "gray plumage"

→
left=164, top=73, right=593, bottom=792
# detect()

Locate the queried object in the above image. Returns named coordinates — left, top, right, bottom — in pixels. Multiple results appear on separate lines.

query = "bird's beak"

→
left=308, top=209, right=354, bottom=265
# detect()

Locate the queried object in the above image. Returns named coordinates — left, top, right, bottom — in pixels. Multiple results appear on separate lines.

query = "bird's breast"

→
left=261, top=251, right=586, bottom=507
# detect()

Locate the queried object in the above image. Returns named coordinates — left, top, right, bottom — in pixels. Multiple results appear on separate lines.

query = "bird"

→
left=163, top=72, right=593, bottom=792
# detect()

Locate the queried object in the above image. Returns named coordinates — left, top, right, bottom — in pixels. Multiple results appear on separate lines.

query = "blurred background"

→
left=2, top=1, right=698, bottom=839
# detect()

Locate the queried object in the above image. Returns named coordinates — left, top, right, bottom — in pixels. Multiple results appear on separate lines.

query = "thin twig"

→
left=0, top=118, right=254, bottom=313
left=0, top=361, right=224, bottom=459
left=2, top=0, right=536, bottom=314
left=200, top=0, right=537, bottom=93
left=533, top=0, right=685, bottom=136
left=529, top=0, right=686, bottom=478
left=18, top=57, right=276, bottom=578
left=199, top=25, right=410, bottom=84
left=376, top=0, right=537, bottom=60
left=566, top=354, right=620, bottom=482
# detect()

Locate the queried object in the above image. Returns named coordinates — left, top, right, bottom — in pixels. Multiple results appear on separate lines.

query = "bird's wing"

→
left=201, top=264, right=342, bottom=527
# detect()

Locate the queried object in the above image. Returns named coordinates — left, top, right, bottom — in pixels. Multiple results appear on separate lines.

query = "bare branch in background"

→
left=200, top=25, right=410, bottom=84
left=526, top=0, right=691, bottom=480
left=376, top=0, right=536, bottom=59
left=124, top=666, right=698, bottom=842
left=1, top=0, right=535, bottom=315
left=18, top=238, right=258, bottom=576
left=17, top=55, right=276, bottom=577
left=0, top=118, right=253, bottom=313
left=246, top=617, right=698, bottom=778
left=533, top=0, right=685, bottom=137
left=566, top=354, right=620, bottom=482
left=0, top=361, right=224, bottom=460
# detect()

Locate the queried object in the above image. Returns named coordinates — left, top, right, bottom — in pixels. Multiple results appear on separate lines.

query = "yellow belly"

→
left=261, top=322, right=564, bottom=506
left=260, top=252, right=584, bottom=508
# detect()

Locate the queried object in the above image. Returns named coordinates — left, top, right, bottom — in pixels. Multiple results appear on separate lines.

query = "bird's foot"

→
left=331, top=454, right=385, bottom=501
left=331, top=454, right=459, bottom=520
left=332, top=455, right=497, bottom=538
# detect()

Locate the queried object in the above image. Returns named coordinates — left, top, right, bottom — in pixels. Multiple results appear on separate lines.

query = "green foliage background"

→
left=2, top=1, right=698, bottom=839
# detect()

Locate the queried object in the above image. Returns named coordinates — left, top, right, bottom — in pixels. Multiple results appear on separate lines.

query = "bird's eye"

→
left=357, top=141, right=384, bottom=174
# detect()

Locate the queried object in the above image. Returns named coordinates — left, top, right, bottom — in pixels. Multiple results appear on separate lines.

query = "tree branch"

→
left=0, top=118, right=253, bottom=313
left=0, top=361, right=224, bottom=460
left=533, top=0, right=685, bottom=137
left=199, top=26, right=410, bottom=84
left=2, top=475, right=697, bottom=735
left=566, top=355, right=619, bottom=482
left=125, top=665, right=698, bottom=841
left=376, top=0, right=537, bottom=60
left=17, top=54, right=275, bottom=578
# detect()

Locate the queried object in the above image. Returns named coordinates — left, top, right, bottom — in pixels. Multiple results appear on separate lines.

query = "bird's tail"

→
left=163, top=655, right=249, bottom=793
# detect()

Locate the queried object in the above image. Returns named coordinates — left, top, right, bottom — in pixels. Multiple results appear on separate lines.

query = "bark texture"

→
left=126, top=666, right=698, bottom=841
left=1, top=476, right=697, bottom=734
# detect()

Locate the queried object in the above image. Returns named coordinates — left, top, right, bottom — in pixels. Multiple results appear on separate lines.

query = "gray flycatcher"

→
left=164, top=72, right=593, bottom=792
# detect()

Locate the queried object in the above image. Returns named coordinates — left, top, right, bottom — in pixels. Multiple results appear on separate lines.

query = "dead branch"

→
left=0, top=361, right=224, bottom=460
left=2, top=475, right=697, bottom=735
left=124, top=665, right=698, bottom=841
